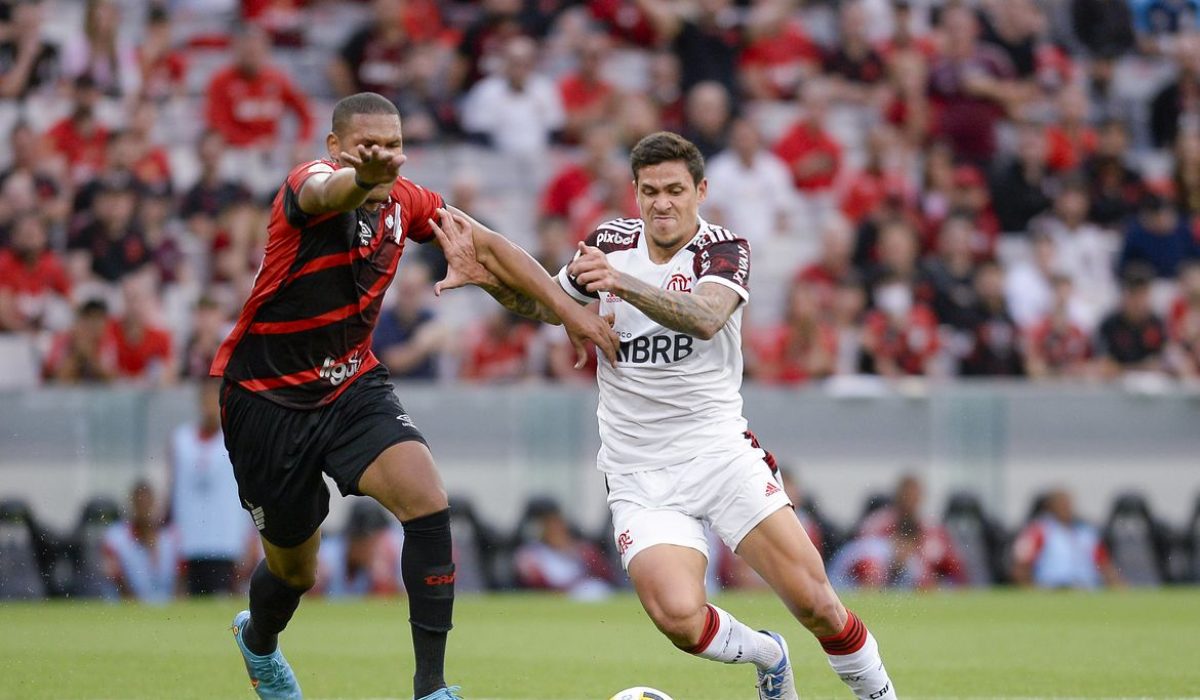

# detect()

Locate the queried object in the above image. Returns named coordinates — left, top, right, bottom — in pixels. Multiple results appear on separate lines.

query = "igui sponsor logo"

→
left=319, top=354, right=362, bottom=386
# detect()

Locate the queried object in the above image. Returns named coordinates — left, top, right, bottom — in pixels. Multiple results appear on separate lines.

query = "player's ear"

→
left=325, top=132, right=339, bottom=160
left=696, top=177, right=708, bottom=203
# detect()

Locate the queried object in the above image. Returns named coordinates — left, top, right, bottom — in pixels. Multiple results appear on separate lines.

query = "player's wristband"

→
left=353, top=173, right=375, bottom=190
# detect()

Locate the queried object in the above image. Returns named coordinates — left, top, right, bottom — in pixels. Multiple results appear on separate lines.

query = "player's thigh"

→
left=627, top=543, right=710, bottom=631
left=322, top=369, right=444, bottom=521
left=221, top=381, right=333, bottom=550
left=356, top=440, right=448, bottom=522
left=736, top=508, right=846, bottom=635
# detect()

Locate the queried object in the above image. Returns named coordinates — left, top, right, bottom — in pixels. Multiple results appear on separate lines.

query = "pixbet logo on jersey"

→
left=319, top=354, right=362, bottom=386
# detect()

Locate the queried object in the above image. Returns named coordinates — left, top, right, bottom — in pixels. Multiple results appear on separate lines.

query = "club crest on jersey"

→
left=665, top=273, right=692, bottom=293
left=319, top=353, right=362, bottom=386
left=357, top=220, right=373, bottom=247
left=386, top=205, right=403, bottom=244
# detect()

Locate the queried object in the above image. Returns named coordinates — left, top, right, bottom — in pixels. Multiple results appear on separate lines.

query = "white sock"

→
left=821, top=612, right=897, bottom=700
left=687, top=604, right=784, bottom=671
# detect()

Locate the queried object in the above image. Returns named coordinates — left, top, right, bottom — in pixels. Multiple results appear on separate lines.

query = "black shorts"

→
left=220, top=366, right=427, bottom=548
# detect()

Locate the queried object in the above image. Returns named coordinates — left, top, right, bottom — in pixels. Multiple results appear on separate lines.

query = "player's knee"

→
left=793, top=581, right=843, bottom=637
left=645, top=595, right=707, bottom=646
left=267, top=560, right=318, bottom=592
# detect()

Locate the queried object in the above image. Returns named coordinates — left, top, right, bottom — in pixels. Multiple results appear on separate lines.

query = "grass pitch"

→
left=1, top=589, right=1197, bottom=699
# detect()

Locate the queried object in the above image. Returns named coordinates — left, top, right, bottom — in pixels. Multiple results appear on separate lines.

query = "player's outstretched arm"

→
left=569, top=242, right=742, bottom=340
left=297, top=145, right=407, bottom=215
left=430, top=208, right=620, bottom=367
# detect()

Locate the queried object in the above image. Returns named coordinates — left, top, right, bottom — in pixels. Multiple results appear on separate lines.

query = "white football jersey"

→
left=557, top=217, right=755, bottom=474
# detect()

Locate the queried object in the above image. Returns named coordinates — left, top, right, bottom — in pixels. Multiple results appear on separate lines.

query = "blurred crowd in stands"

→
left=5, top=0, right=1200, bottom=387
left=3, top=446, right=1198, bottom=601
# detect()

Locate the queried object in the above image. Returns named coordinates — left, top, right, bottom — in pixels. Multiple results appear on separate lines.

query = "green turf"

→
left=1, top=589, right=1197, bottom=699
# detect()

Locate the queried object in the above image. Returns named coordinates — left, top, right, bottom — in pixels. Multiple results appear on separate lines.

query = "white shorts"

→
left=606, top=444, right=792, bottom=569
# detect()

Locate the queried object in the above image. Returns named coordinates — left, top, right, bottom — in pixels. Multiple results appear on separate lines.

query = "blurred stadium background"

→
left=0, top=0, right=1199, bottom=621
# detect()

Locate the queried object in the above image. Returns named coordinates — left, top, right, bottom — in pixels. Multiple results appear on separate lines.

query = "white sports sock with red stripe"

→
left=686, top=604, right=784, bottom=671
left=819, top=611, right=897, bottom=699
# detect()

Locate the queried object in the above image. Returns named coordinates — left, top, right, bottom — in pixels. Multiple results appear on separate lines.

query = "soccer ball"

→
left=608, top=688, right=675, bottom=700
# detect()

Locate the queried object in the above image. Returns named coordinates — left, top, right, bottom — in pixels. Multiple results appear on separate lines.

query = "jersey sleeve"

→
left=694, top=237, right=751, bottom=302
left=556, top=229, right=602, bottom=303
left=281, top=160, right=337, bottom=229
left=394, top=177, right=445, bottom=244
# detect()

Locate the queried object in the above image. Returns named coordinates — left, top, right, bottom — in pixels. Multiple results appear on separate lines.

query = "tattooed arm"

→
left=476, top=280, right=563, bottom=325
left=568, top=242, right=743, bottom=340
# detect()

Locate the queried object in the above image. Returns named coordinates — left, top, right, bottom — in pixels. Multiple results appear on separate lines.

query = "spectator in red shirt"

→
left=882, top=51, right=931, bottom=148
left=1024, top=275, right=1093, bottom=380
left=110, top=276, right=175, bottom=384
left=774, top=79, right=843, bottom=193
left=128, top=100, right=173, bottom=196
left=927, top=5, right=1024, bottom=164
left=748, top=278, right=837, bottom=385
left=838, top=126, right=912, bottom=225
left=0, top=213, right=72, bottom=332
left=941, top=165, right=1001, bottom=259
left=137, top=5, right=188, bottom=101
left=796, top=214, right=856, bottom=308
left=558, top=32, right=617, bottom=144
left=460, top=310, right=537, bottom=383
left=42, top=298, right=117, bottom=384
left=540, top=124, right=620, bottom=221
left=204, top=25, right=313, bottom=157
left=834, top=474, right=966, bottom=589
left=860, top=274, right=940, bottom=377
left=1045, top=86, right=1098, bottom=172
left=44, top=76, right=109, bottom=185
left=738, top=7, right=820, bottom=100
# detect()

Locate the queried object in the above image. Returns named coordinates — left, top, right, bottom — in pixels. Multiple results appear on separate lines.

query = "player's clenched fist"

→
left=569, top=242, right=623, bottom=294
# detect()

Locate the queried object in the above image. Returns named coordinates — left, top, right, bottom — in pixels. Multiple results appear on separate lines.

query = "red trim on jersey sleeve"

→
left=393, top=177, right=445, bottom=244
left=286, top=160, right=339, bottom=195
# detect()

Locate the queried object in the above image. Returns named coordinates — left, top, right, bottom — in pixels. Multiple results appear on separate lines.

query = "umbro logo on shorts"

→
left=765, top=481, right=781, bottom=497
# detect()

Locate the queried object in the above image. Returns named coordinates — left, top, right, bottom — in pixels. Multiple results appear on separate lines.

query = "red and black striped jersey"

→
left=210, top=159, right=443, bottom=408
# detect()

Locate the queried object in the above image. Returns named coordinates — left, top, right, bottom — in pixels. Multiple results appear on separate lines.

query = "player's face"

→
left=329, top=113, right=404, bottom=203
left=634, top=160, right=707, bottom=254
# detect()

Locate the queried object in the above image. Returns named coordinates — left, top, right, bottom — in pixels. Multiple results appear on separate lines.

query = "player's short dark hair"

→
left=331, top=92, right=400, bottom=136
left=629, top=131, right=705, bottom=185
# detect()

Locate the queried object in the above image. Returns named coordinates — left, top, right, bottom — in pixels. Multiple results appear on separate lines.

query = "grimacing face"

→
left=635, top=160, right=707, bottom=255
left=328, top=113, right=404, bottom=203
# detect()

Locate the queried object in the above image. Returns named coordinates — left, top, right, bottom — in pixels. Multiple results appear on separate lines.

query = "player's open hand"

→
left=562, top=305, right=620, bottom=369
left=428, top=208, right=498, bottom=295
left=339, top=144, right=407, bottom=188
left=568, top=242, right=622, bottom=294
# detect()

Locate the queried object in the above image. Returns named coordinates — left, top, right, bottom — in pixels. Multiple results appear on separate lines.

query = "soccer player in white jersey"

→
left=429, top=132, right=898, bottom=700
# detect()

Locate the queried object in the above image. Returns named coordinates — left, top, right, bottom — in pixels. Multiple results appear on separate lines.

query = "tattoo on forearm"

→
left=617, top=275, right=726, bottom=338
left=480, top=283, right=561, bottom=325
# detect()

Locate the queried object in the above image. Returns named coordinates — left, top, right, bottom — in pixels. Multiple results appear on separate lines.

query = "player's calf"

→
left=242, top=559, right=313, bottom=657
left=401, top=508, right=456, bottom=698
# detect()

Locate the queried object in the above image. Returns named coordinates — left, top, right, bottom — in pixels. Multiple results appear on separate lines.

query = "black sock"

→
left=244, top=560, right=308, bottom=656
left=401, top=508, right=455, bottom=698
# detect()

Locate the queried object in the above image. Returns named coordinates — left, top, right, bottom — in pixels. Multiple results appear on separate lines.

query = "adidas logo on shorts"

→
left=765, top=481, right=781, bottom=497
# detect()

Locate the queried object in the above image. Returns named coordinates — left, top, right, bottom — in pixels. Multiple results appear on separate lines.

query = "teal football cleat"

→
left=231, top=610, right=302, bottom=699
left=416, top=686, right=464, bottom=700
left=756, top=631, right=799, bottom=700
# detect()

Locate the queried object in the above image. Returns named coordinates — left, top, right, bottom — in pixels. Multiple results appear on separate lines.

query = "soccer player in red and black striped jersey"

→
left=214, top=92, right=619, bottom=700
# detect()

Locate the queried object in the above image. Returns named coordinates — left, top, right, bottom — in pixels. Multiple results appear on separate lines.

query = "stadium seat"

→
left=447, top=495, right=505, bottom=592
left=0, top=499, right=46, bottom=600
left=1102, top=492, right=1172, bottom=586
left=70, top=497, right=122, bottom=599
left=942, top=492, right=1008, bottom=585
